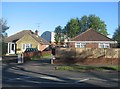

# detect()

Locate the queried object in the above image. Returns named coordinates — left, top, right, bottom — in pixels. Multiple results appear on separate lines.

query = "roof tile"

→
left=71, top=29, right=114, bottom=41
left=5, top=30, right=50, bottom=45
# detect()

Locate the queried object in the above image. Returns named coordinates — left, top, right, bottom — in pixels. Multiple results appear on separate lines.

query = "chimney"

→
left=35, top=30, right=38, bottom=35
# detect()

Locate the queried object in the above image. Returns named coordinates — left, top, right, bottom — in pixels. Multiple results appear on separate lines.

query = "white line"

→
left=40, top=76, right=65, bottom=82
left=6, top=76, right=65, bottom=82
left=75, top=78, right=90, bottom=83
left=6, top=79, right=82, bottom=85
left=91, top=78, right=108, bottom=82
left=6, top=76, right=32, bottom=81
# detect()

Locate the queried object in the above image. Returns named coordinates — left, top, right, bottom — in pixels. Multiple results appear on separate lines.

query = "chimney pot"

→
left=35, top=30, right=38, bottom=35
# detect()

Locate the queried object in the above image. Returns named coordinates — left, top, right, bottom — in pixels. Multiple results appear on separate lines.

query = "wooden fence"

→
left=56, top=48, right=120, bottom=59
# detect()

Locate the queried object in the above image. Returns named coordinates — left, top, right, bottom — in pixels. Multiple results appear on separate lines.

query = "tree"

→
left=112, top=26, right=120, bottom=47
left=63, top=14, right=108, bottom=39
left=0, top=18, right=9, bottom=37
left=79, top=15, right=88, bottom=32
left=0, top=18, right=9, bottom=55
left=87, top=15, right=108, bottom=36
left=54, top=26, right=64, bottom=44
left=64, top=18, right=80, bottom=38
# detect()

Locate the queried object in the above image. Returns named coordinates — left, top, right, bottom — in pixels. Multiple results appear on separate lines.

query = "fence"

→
left=56, top=48, right=120, bottom=59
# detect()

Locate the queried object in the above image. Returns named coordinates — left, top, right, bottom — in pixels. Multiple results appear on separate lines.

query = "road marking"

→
left=6, top=76, right=66, bottom=82
left=39, top=76, right=65, bottom=82
left=91, top=78, right=108, bottom=82
left=6, top=78, right=84, bottom=85
left=6, top=76, right=32, bottom=82
left=6, top=76, right=90, bottom=83
left=75, top=78, right=90, bottom=83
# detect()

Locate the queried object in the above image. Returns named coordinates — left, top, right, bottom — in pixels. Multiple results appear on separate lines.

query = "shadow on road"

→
left=88, top=70, right=118, bottom=84
left=2, top=60, right=119, bottom=88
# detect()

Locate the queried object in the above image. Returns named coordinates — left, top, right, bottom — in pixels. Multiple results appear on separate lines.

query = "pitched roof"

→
left=71, top=29, right=114, bottom=41
left=5, top=30, right=50, bottom=45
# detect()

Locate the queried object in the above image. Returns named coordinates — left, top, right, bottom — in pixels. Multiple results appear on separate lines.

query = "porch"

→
left=7, top=42, right=16, bottom=55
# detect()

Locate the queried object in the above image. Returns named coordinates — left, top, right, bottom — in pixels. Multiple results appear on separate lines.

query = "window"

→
left=22, top=44, right=32, bottom=50
left=75, top=43, right=86, bottom=48
left=99, top=43, right=110, bottom=48
left=81, top=43, right=86, bottom=48
left=76, top=43, right=80, bottom=48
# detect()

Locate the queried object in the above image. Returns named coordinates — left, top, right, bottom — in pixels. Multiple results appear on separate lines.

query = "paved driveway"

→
left=2, top=60, right=119, bottom=88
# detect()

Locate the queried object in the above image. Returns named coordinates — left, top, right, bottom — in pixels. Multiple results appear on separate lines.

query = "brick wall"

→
left=86, top=43, right=98, bottom=48
left=69, top=42, right=75, bottom=48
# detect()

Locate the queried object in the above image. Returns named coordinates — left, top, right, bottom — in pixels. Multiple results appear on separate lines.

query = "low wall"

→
left=56, top=48, right=120, bottom=59
left=55, top=48, right=120, bottom=65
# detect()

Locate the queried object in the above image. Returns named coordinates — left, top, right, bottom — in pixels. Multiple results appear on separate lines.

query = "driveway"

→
left=2, top=59, right=119, bottom=88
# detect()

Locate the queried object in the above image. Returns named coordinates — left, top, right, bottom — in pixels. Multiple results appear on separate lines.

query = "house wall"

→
left=69, top=42, right=113, bottom=48
left=16, top=34, right=40, bottom=54
left=51, top=32, right=55, bottom=43
left=69, top=42, right=75, bottom=48
left=39, top=44, right=49, bottom=51
left=86, top=43, right=98, bottom=48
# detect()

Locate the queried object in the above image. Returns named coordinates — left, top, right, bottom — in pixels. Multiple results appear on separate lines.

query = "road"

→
left=2, top=59, right=119, bottom=88
left=0, top=61, right=2, bottom=88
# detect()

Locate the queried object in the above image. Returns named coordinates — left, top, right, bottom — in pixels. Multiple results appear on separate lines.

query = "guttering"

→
left=69, top=41, right=117, bottom=44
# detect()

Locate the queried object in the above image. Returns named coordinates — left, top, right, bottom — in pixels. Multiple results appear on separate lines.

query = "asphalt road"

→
left=0, top=61, right=2, bottom=88
left=2, top=59, right=119, bottom=88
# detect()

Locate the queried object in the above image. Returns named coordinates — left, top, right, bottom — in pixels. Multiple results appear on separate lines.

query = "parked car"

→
left=24, top=48, right=39, bottom=52
left=23, top=48, right=41, bottom=61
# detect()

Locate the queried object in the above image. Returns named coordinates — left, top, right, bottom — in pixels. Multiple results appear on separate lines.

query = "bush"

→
left=2, top=42, right=7, bottom=55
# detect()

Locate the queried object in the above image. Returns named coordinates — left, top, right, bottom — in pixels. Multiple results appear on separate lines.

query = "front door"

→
left=8, top=42, right=15, bottom=54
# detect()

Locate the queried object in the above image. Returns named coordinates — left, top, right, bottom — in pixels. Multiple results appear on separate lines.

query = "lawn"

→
left=56, top=65, right=120, bottom=71
left=31, top=53, right=51, bottom=60
left=42, top=53, right=52, bottom=59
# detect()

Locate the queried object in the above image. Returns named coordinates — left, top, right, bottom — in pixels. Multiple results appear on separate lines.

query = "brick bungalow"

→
left=5, top=30, right=50, bottom=55
left=69, top=29, right=117, bottom=48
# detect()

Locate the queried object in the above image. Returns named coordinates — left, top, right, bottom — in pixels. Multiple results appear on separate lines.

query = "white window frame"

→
left=22, top=44, right=32, bottom=50
left=99, top=43, right=110, bottom=48
left=75, top=43, right=86, bottom=48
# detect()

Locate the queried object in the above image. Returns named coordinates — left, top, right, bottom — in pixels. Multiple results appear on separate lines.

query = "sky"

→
left=2, top=2, right=118, bottom=38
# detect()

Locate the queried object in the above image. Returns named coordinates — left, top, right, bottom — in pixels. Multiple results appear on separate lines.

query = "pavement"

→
left=2, top=59, right=119, bottom=88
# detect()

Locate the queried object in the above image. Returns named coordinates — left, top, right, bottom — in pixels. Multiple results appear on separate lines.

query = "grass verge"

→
left=56, top=65, right=120, bottom=71
left=42, top=54, right=51, bottom=59
left=31, top=55, right=41, bottom=60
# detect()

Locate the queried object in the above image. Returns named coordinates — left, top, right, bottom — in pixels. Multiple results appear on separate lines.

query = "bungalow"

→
left=5, top=30, right=50, bottom=54
left=69, top=29, right=117, bottom=48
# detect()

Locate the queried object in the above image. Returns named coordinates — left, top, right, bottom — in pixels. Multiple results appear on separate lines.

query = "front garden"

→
left=55, top=65, right=120, bottom=71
